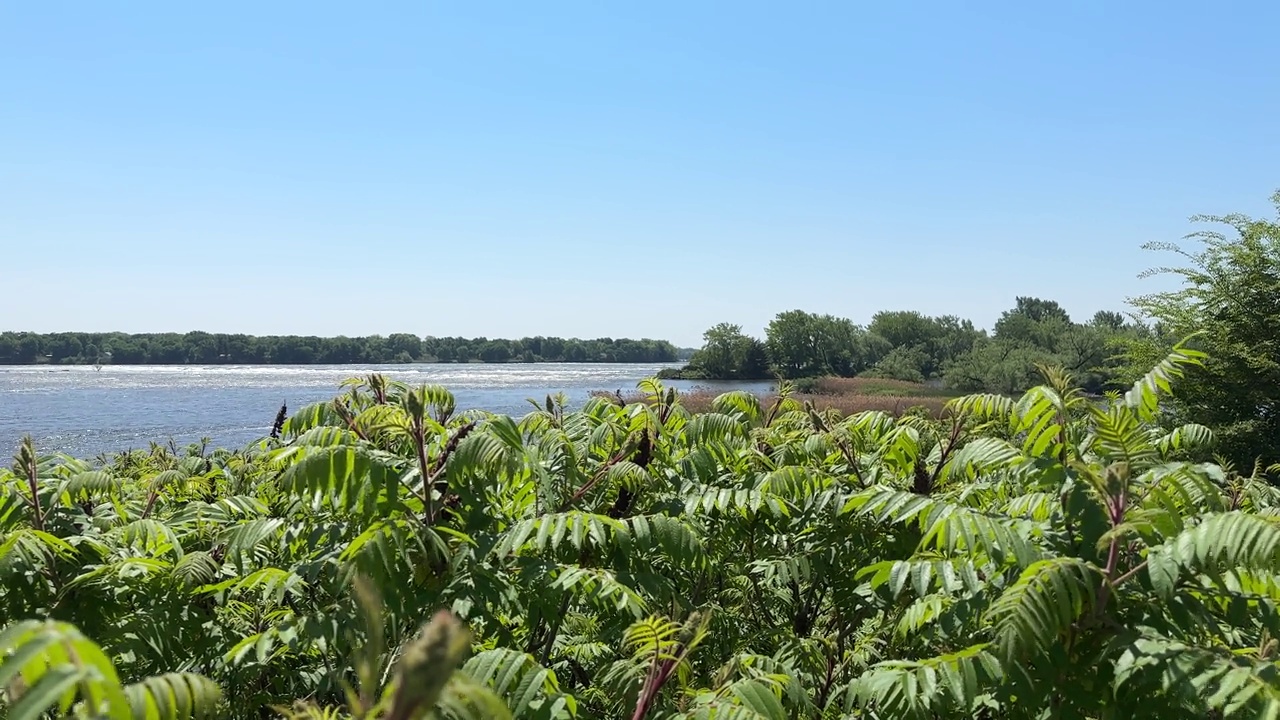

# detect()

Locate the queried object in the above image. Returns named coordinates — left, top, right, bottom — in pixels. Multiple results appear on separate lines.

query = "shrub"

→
left=4, top=347, right=1278, bottom=719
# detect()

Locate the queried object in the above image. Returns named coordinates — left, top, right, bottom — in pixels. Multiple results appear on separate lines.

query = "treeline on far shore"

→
left=0, top=331, right=690, bottom=366
left=670, top=296, right=1149, bottom=396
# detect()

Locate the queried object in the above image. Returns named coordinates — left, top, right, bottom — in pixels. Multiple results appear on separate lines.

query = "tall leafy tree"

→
left=867, top=310, right=943, bottom=350
left=992, top=296, right=1073, bottom=352
left=1090, top=309, right=1127, bottom=331
left=942, top=336, right=1057, bottom=394
left=868, top=311, right=983, bottom=380
left=766, top=310, right=878, bottom=378
left=689, top=323, right=745, bottom=379
left=1127, top=189, right=1280, bottom=466
left=688, top=323, right=770, bottom=379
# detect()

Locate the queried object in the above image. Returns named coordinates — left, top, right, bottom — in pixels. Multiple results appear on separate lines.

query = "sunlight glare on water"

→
left=0, top=363, right=771, bottom=458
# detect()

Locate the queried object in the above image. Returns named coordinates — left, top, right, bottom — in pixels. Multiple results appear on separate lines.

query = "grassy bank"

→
left=799, top=375, right=956, bottom=397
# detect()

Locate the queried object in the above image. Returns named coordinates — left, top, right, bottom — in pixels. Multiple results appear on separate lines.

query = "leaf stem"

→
left=19, top=437, right=46, bottom=532
left=1111, top=559, right=1148, bottom=588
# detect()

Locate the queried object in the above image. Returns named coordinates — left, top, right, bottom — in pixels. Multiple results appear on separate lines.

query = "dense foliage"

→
left=5, top=344, right=1280, bottom=719
left=0, top=332, right=683, bottom=366
left=680, top=300, right=1146, bottom=395
left=677, top=324, right=770, bottom=381
left=1124, top=189, right=1280, bottom=468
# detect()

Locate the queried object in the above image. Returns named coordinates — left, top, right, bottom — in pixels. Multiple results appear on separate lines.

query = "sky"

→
left=3, top=2, right=1278, bottom=347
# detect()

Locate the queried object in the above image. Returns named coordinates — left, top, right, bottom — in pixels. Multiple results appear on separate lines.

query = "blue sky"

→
left=3, top=2, right=1278, bottom=346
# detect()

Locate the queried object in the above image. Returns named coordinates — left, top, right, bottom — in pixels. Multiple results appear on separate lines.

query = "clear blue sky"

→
left=3, top=2, right=1277, bottom=346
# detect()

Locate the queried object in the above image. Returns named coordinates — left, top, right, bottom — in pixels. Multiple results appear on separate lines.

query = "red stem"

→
left=1096, top=485, right=1128, bottom=613
left=24, top=449, right=45, bottom=532
left=559, top=437, right=635, bottom=512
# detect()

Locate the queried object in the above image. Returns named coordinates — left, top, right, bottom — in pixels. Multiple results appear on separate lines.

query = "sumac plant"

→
left=3, top=343, right=1280, bottom=719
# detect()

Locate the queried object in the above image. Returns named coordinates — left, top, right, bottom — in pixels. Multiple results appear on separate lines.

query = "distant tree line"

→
left=681, top=189, right=1280, bottom=470
left=680, top=297, right=1150, bottom=395
left=0, top=332, right=681, bottom=365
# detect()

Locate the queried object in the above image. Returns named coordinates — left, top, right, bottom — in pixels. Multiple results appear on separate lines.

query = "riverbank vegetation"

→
left=599, top=376, right=958, bottom=419
left=0, top=333, right=685, bottom=366
left=5, top=345, right=1280, bottom=718
left=673, top=299, right=1144, bottom=397
left=1121, top=189, right=1280, bottom=468
left=677, top=191, right=1280, bottom=469
left=3, top=192, right=1278, bottom=719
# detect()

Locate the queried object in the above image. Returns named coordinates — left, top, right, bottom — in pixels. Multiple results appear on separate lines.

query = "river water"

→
left=0, top=364, right=773, bottom=458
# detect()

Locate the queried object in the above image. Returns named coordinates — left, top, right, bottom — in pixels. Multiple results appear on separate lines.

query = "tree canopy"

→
left=677, top=191, right=1280, bottom=478
left=1125, top=189, right=1280, bottom=467
left=684, top=323, right=769, bottom=380
left=680, top=299, right=1142, bottom=395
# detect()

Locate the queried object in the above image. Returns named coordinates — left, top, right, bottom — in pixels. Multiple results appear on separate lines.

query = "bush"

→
left=4, top=351, right=1276, bottom=719
left=792, top=376, right=823, bottom=394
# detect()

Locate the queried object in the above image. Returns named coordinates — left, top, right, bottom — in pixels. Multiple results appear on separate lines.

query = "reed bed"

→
left=591, top=386, right=950, bottom=418
left=805, top=376, right=955, bottom=398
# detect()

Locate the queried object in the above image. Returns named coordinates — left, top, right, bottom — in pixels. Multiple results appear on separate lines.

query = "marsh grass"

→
left=807, top=376, right=956, bottom=398
left=593, top=383, right=952, bottom=418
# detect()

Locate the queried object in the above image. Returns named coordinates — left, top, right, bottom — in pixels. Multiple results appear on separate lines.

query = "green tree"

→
left=0, top=333, right=19, bottom=363
left=869, top=311, right=982, bottom=379
left=766, top=310, right=874, bottom=378
left=1000, top=296, right=1072, bottom=325
left=1054, top=324, right=1111, bottom=393
left=689, top=323, right=739, bottom=378
left=478, top=340, right=513, bottom=363
left=943, top=337, right=1057, bottom=394
left=993, top=297, right=1072, bottom=351
left=740, top=336, right=770, bottom=378
left=926, top=316, right=981, bottom=373
left=46, top=333, right=84, bottom=362
left=868, top=310, right=941, bottom=349
left=687, top=323, right=769, bottom=379
left=940, top=297, right=1138, bottom=395
left=1090, top=309, right=1127, bottom=331
left=15, top=333, right=42, bottom=363
left=386, top=333, right=423, bottom=360
left=1127, top=189, right=1280, bottom=466
left=183, top=331, right=221, bottom=363
left=865, top=345, right=928, bottom=382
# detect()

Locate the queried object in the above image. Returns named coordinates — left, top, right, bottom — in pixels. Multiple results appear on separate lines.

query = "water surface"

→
left=1, top=364, right=772, bottom=457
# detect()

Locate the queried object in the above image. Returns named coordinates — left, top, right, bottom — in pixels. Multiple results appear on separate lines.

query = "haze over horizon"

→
left=4, top=2, right=1278, bottom=347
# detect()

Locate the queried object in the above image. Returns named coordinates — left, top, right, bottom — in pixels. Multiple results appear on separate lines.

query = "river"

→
left=0, top=364, right=774, bottom=458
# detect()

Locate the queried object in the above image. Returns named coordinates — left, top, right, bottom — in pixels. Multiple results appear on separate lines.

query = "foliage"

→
left=801, top=376, right=955, bottom=399
left=866, top=311, right=981, bottom=381
left=765, top=310, right=883, bottom=379
left=680, top=300, right=1143, bottom=395
left=1126, top=189, right=1280, bottom=467
left=683, top=324, right=770, bottom=380
left=0, top=332, right=679, bottom=366
left=3, top=348, right=1280, bottom=718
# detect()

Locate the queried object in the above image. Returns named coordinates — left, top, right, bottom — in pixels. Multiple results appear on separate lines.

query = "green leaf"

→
left=123, top=672, right=224, bottom=720
left=727, top=678, right=786, bottom=718
left=8, top=664, right=89, bottom=720
left=1161, top=512, right=1280, bottom=575
left=985, top=557, right=1100, bottom=661
left=1123, top=340, right=1205, bottom=422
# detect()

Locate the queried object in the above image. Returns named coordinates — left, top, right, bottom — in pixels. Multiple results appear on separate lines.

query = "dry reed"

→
left=591, top=387, right=949, bottom=419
